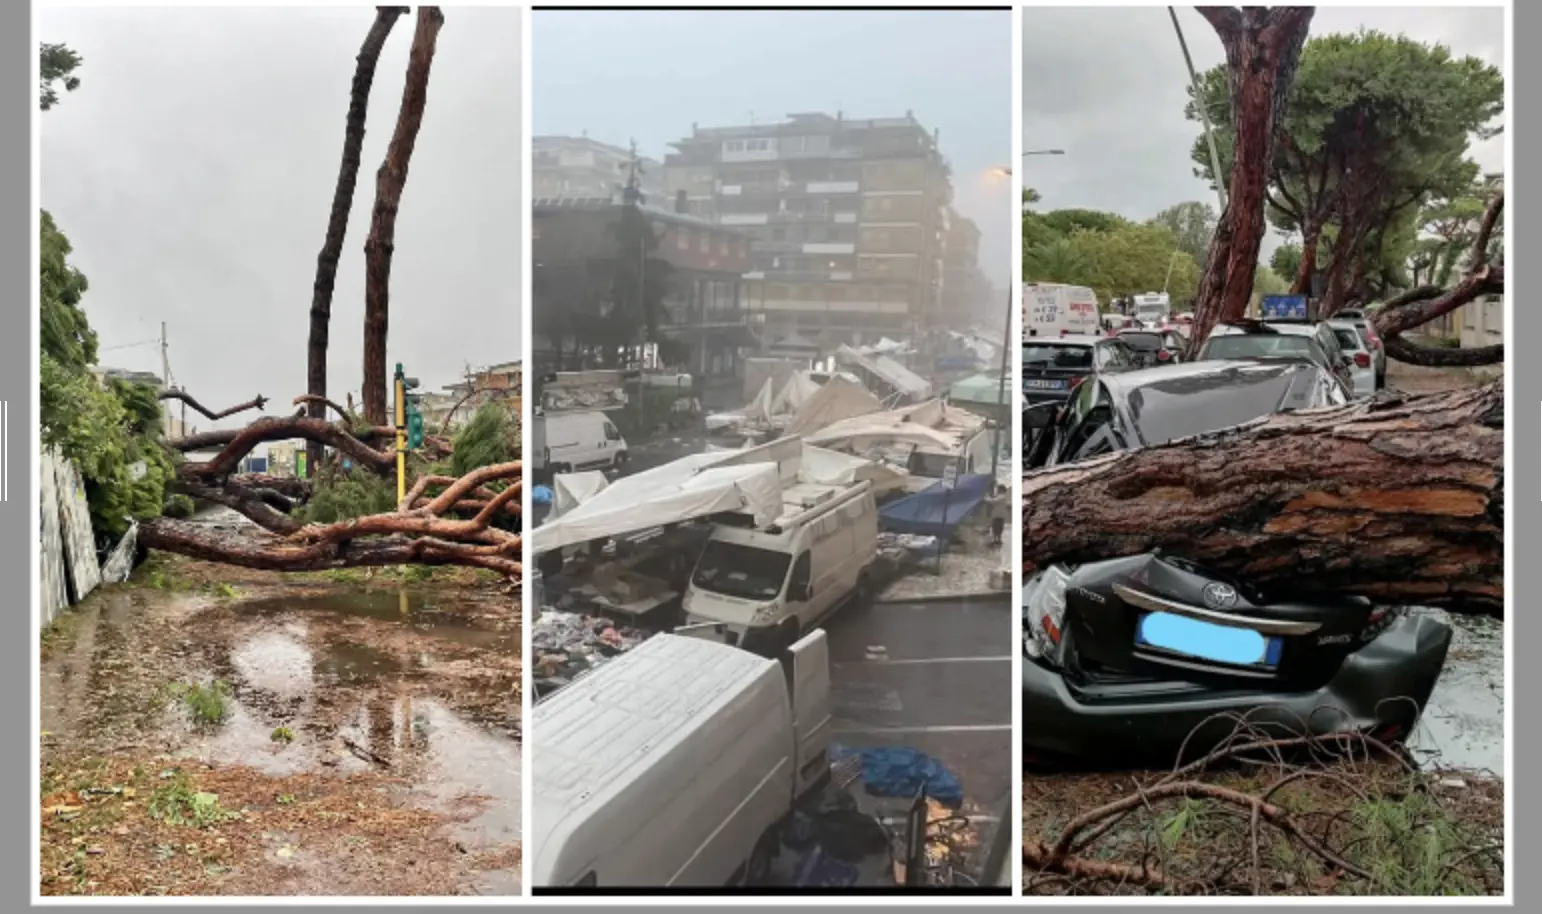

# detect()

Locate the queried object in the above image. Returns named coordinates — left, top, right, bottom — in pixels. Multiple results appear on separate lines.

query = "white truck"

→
left=531, top=629, right=833, bottom=888
left=681, top=480, right=878, bottom=655
left=1131, top=292, right=1172, bottom=328
left=1023, top=283, right=1101, bottom=338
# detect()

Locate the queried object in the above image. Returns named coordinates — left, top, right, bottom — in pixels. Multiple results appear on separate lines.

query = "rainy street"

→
left=39, top=547, right=521, bottom=897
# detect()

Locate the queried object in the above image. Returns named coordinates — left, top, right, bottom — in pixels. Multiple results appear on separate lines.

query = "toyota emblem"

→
left=1202, top=582, right=1239, bottom=610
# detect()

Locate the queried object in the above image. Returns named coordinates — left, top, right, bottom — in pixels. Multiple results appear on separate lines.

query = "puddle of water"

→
left=1407, top=609, right=1504, bottom=777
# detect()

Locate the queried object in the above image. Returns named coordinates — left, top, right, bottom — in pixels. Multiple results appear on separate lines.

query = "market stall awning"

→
left=529, top=459, right=781, bottom=555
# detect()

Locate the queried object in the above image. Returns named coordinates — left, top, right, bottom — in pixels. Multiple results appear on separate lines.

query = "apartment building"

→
left=533, top=135, right=665, bottom=204
left=943, top=208, right=991, bottom=320
left=418, top=360, right=523, bottom=433
left=531, top=196, right=754, bottom=381
left=661, top=111, right=955, bottom=347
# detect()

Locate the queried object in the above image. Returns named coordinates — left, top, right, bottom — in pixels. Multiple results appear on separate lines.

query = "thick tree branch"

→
left=1384, top=336, right=1504, bottom=367
left=180, top=416, right=396, bottom=478
left=156, top=391, right=268, bottom=421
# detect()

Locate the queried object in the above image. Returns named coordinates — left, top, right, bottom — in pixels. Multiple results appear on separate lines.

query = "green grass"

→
left=167, top=680, right=233, bottom=726
left=148, top=772, right=242, bottom=828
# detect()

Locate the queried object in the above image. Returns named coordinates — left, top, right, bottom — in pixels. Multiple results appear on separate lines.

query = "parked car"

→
left=1021, top=336, right=1140, bottom=408
left=1025, top=359, right=1349, bottom=471
left=1022, top=556, right=1452, bottom=769
left=1021, top=360, right=1449, bottom=767
left=1197, top=320, right=1355, bottom=396
left=1335, top=309, right=1387, bottom=387
left=1116, top=328, right=1186, bottom=368
left=1326, top=318, right=1378, bottom=398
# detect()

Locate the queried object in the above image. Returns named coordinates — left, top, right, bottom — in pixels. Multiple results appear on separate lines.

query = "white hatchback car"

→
left=1325, top=319, right=1378, bottom=398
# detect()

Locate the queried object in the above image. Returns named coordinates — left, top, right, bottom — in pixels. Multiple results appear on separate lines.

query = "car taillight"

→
left=1354, top=352, right=1371, bottom=368
left=1157, top=350, right=1172, bottom=362
left=1025, top=566, right=1071, bottom=658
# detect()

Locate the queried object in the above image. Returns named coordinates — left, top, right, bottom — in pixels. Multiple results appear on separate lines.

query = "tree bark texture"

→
left=1188, top=7, right=1315, bottom=352
left=1023, top=383, right=1503, bottom=614
left=307, top=6, right=407, bottom=477
left=362, top=7, right=444, bottom=426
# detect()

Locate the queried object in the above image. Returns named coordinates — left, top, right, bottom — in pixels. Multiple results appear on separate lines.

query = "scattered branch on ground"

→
left=1022, top=716, right=1504, bottom=896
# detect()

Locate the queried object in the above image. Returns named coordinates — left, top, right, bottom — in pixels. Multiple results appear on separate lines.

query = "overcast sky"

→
left=533, top=9, right=1013, bottom=289
left=1022, top=5, right=1506, bottom=253
left=41, top=7, right=521, bottom=436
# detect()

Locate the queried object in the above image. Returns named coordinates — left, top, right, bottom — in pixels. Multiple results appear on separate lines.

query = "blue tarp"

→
left=877, top=473, right=992, bottom=539
left=532, top=485, right=553, bottom=506
left=829, top=744, right=965, bottom=808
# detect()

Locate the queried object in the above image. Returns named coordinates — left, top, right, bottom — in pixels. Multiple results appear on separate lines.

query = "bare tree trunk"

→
left=363, top=7, right=445, bottom=426
left=307, top=7, right=407, bottom=477
left=1188, top=7, right=1315, bottom=352
left=1024, top=383, right=1503, bottom=614
left=1289, top=216, right=1320, bottom=295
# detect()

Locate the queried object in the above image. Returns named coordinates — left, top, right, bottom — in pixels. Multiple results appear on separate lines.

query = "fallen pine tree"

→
left=140, top=391, right=521, bottom=581
left=1022, top=382, right=1502, bottom=615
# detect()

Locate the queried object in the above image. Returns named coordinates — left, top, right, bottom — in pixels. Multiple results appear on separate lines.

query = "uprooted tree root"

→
left=1022, top=714, right=1504, bottom=896
left=141, top=392, right=521, bottom=581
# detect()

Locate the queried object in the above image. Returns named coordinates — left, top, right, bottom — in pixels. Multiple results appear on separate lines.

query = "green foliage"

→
left=270, top=726, right=295, bottom=744
left=1038, top=208, right=1131, bottom=237
left=1270, top=243, right=1304, bottom=285
left=40, top=43, right=82, bottom=111
left=1147, top=201, right=1218, bottom=268
left=149, top=772, right=242, bottom=828
left=1253, top=264, right=1290, bottom=298
left=298, top=465, right=398, bottom=524
left=167, top=680, right=233, bottom=726
left=1345, top=791, right=1495, bottom=896
left=450, top=402, right=519, bottom=476
left=41, top=211, right=95, bottom=372
left=1022, top=187, right=1041, bottom=205
left=1185, top=29, right=1503, bottom=310
left=40, top=212, right=176, bottom=537
left=1022, top=238, right=1093, bottom=285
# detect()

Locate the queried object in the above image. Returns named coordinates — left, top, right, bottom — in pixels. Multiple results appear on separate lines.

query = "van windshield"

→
left=692, top=541, right=791, bottom=600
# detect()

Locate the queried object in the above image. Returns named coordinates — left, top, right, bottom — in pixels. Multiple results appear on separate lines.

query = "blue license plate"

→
left=1024, top=378, right=1067, bottom=390
left=1137, top=612, right=1283, bottom=667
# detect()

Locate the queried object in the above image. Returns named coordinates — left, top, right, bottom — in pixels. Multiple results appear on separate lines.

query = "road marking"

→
left=835, top=655, right=1012, bottom=666
left=832, top=724, right=1012, bottom=736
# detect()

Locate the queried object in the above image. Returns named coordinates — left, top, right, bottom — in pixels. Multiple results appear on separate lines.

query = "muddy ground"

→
left=39, top=556, right=521, bottom=897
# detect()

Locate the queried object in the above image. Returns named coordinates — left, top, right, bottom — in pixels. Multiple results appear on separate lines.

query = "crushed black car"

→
left=1021, top=357, right=1450, bottom=768
left=1021, top=554, right=1452, bottom=769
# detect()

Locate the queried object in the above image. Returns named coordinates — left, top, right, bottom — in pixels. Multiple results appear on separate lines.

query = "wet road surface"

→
left=1408, top=609, right=1504, bottom=776
left=821, top=596, right=1013, bottom=876
left=40, top=579, right=521, bottom=896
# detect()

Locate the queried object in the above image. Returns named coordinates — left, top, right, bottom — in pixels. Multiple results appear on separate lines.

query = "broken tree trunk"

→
left=362, top=6, right=444, bottom=426
left=156, top=390, right=268, bottom=421
left=141, top=461, right=522, bottom=579
left=1373, top=191, right=1505, bottom=367
left=1188, top=7, right=1315, bottom=352
left=1023, top=383, right=1503, bottom=614
left=307, top=6, right=407, bottom=478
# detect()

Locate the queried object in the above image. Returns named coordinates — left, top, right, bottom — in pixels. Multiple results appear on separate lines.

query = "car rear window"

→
left=1119, top=332, right=1162, bottom=350
left=1202, top=335, right=1316, bottom=360
left=1331, top=328, right=1361, bottom=350
left=1126, top=366, right=1310, bottom=446
left=1022, top=344, right=1093, bottom=370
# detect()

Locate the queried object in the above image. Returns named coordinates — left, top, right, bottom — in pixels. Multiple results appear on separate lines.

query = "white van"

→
left=539, top=410, right=629, bottom=475
left=531, top=629, right=832, bottom=888
left=1023, top=283, right=1100, bottom=338
left=682, top=481, right=878, bottom=653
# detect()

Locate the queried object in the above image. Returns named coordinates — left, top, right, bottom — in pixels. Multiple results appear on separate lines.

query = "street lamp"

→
left=1023, top=149, right=1065, bottom=157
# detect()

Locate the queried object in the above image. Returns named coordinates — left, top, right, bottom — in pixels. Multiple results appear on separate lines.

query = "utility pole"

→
left=988, top=285, right=1011, bottom=483
left=160, top=321, right=173, bottom=439
left=1170, top=6, right=1228, bottom=212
